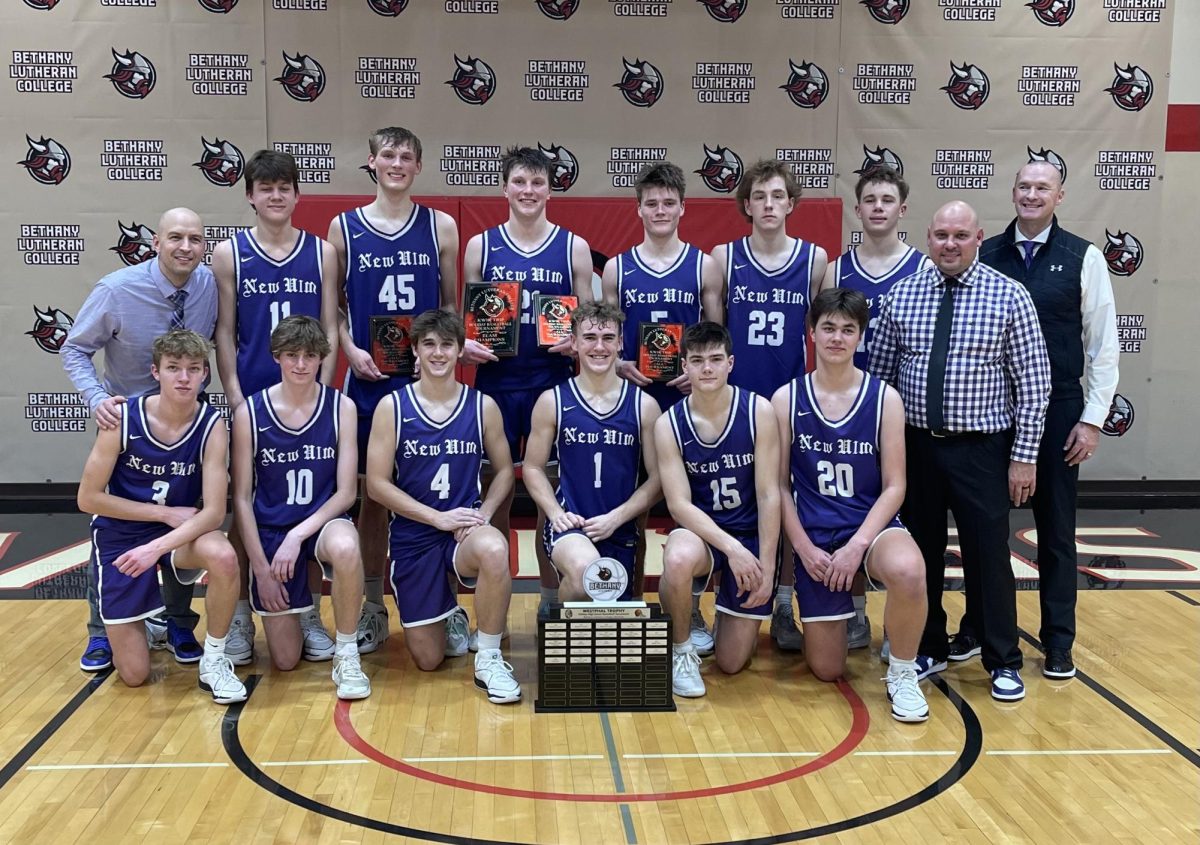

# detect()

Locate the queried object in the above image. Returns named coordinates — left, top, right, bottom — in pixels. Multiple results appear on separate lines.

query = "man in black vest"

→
left=963, top=162, right=1119, bottom=680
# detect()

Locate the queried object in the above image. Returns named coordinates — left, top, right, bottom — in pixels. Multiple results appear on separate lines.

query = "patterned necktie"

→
left=926, top=277, right=956, bottom=434
left=1021, top=240, right=1037, bottom=270
left=169, top=288, right=188, bottom=330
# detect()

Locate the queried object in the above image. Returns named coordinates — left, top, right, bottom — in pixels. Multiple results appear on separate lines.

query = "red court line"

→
left=335, top=678, right=869, bottom=803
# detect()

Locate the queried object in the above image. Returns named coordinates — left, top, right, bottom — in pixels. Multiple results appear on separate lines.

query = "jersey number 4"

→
left=378, top=274, right=416, bottom=311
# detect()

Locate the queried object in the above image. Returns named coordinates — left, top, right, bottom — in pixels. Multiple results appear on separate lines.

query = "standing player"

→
left=214, top=150, right=340, bottom=666
left=715, top=160, right=828, bottom=653
left=77, top=330, right=245, bottom=703
left=462, top=146, right=594, bottom=613
left=328, top=127, right=459, bottom=655
left=655, top=322, right=780, bottom=697
left=822, top=166, right=931, bottom=652
left=365, top=310, right=520, bottom=704
left=601, top=161, right=724, bottom=650
left=230, top=317, right=370, bottom=699
left=773, top=289, right=929, bottom=722
left=523, top=302, right=661, bottom=602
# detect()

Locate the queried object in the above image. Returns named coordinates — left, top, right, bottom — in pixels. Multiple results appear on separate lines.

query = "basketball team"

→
left=62, top=126, right=1118, bottom=725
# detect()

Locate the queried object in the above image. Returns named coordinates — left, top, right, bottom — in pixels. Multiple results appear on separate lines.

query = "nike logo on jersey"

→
left=402, top=417, right=417, bottom=423
left=562, top=406, right=576, bottom=412
left=128, top=434, right=142, bottom=440
left=491, top=245, right=504, bottom=252
left=796, top=411, right=813, bottom=418
left=258, top=426, right=272, bottom=432
left=733, top=263, right=748, bottom=270
left=841, top=274, right=854, bottom=281
left=682, top=439, right=694, bottom=447
left=352, top=231, right=365, bottom=239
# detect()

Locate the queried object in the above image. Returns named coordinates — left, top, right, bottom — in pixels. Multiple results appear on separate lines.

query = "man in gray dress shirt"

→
left=62, top=207, right=218, bottom=672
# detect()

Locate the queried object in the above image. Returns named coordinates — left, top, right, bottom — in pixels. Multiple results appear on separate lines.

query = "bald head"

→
left=154, top=207, right=205, bottom=286
left=1012, top=163, right=1064, bottom=237
left=927, top=201, right=983, bottom=276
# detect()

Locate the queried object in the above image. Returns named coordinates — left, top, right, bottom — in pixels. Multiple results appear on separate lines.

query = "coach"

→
left=871, top=201, right=1051, bottom=702
left=962, top=163, right=1118, bottom=681
left=62, top=207, right=216, bottom=672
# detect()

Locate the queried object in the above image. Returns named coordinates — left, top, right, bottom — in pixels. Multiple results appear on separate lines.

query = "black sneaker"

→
left=948, top=633, right=981, bottom=663
left=1042, top=647, right=1076, bottom=679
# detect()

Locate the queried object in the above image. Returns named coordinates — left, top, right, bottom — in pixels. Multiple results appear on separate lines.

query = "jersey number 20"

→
left=816, top=461, right=854, bottom=498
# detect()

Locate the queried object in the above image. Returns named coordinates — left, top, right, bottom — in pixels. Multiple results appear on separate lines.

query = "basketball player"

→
left=77, top=330, right=246, bottom=704
left=365, top=310, right=520, bottom=704
left=714, top=159, right=828, bottom=653
left=655, top=322, right=780, bottom=697
left=214, top=150, right=340, bottom=667
left=523, top=302, right=661, bottom=602
left=327, top=127, right=460, bottom=656
left=821, top=166, right=932, bottom=653
left=462, top=146, right=594, bottom=614
left=601, top=161, right=724, bottom=650
left=230, top=317, right=370, bottom=699
left=773, top=289, right=929, bottom=722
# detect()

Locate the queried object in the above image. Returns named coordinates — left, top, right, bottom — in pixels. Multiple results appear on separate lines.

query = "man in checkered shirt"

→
left=870, top=201, right=1051, bottom=703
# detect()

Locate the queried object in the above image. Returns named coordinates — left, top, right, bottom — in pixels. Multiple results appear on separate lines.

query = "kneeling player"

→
left=773, top=289, right=929, bottom=723
left=366, top=310, right=520, bottom=704
left=77, top=330, right=245, bottom=703
left=231, top=316, right=370, bottom=699
left=655, top=323, right=780, bottom=697
left=524, top=302, right=662, bottom=602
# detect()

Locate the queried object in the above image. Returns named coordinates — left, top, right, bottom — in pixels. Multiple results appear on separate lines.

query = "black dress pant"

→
left=904, top=426, right=1022, bottom=672
left=958, top=394, right=1082, bottom=651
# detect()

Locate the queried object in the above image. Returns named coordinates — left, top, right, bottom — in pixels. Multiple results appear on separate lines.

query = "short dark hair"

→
left=369, top=126, right=422, bottom=161
left=501, top=145, right=550, bottom=183
left=411, top=308, right=465, bottom=348
left=244, top=150, right=299, bottom=193
left=681, top=321, right=732, bottom=357
left=854, top=165, right=909, bottom=203
left=735, top=159, right=801, bottom=222
left=634, top=162, right=687, bottom=202
left=809, top=288, right=869, bottom=333
left=270, top=315, right=330, bottom=359
left=570, top=301, right=625, bottom=335
left=152, top=329, right=211, bottom=367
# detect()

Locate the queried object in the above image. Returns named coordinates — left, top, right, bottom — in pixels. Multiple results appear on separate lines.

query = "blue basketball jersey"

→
left=246, top=384, right=341, bottom=528
left=831, top=245, right=931, bottom=371
left=668, top=386, right=759, bottom=536
left=387, top=384, right=484, bottom=551
left=787, top=372, right=886, bottom=548
left=617, top=244, right=704, bottom=410
left=233, top=229, right=325, bottom=398
left=338, top=205, right=443, bottom=415
left=473, top=223, right=576, bottom=393
left=91, top=396, right=223, bottom=541
left=555, top=379, right=643, bottom=545
left=725, top=237, right=815, bottom=399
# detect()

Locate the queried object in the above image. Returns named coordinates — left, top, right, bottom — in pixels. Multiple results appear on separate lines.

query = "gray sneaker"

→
left=300, top=609, right=335, bottom=662
left=225, top=614, right=255, bottom=666
left=848, top=614, right=872, bottom=650
left=770, top=602, right=805, bottom=652
left=356, top=601, right=389, bottom=654
left=445, top=606, right=470, bottom=657
left=145, top=616, right=168, bottom=650
left=689, top=608, right=715, bottom=656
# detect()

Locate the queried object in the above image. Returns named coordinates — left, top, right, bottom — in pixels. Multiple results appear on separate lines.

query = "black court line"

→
left=0, top=668, right=112, bottom=792
left=1167, top=590, right=1200, bottom=607
left=597, top=712, right=637, bottom=845
left=223, top=678, right=982, bottom=844
left=1017, top=629, right=1200, bottom=770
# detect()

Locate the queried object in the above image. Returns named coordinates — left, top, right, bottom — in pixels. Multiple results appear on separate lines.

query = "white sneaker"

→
left=467, top=627, right=510, bottom=653
left=226, top=614, right=255, bottom=666
left=198, top=655, right=247, bottom=705
left=474, top=650, right=522, bottom=704
left=332, top=651, right=372, bottom=700
left=300, top=609, right=335, bottom=662
left=886, top=666, right=930, bottom=723
left=445, top=606, right=470, bottom=657
left=689, top=608, right=715, bottom=656
left=145, top=616, right=168, bottom=650
left=356, top=601, right=390, bottom=654
left=672, top=648, right=706, bottom=698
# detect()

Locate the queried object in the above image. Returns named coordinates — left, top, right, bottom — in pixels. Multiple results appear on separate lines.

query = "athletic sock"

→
left=475, top=630, right=503, bottom=652
left=673, top=640, right=696, bottom=656
left=364, top=576, right=384, bottom=607
left=203, top=634, right=227, bottom=662
left=852, top=594, right=866, bottom=623
left=335, top=630, right=357, bottom=658
left=311, top=590, right=323, bottom=614
left=888, top=655, right=917, bottom=676
left=775, top=585, right=794, bottom=609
